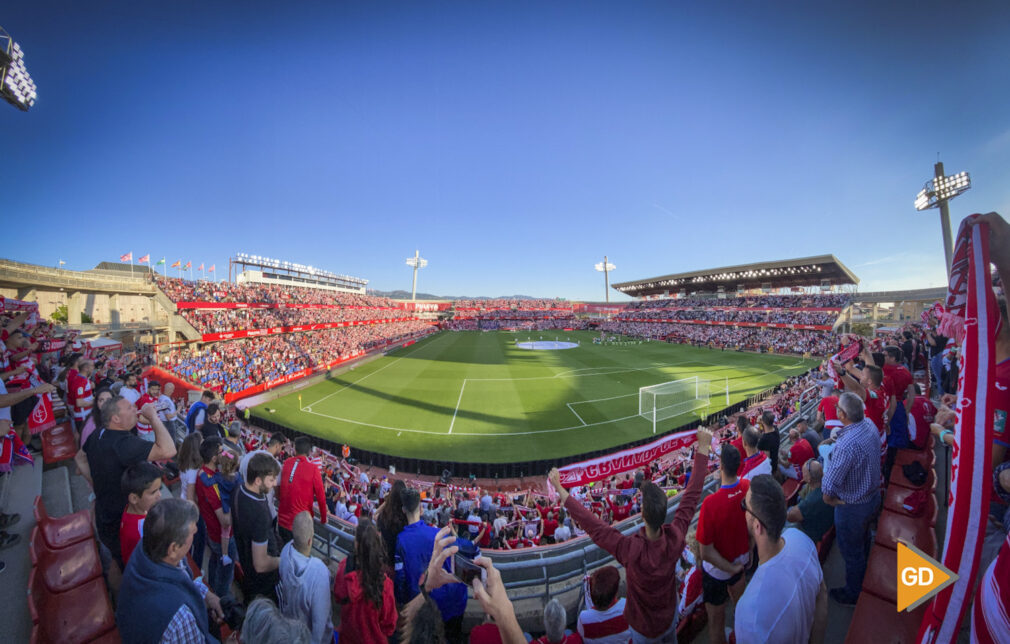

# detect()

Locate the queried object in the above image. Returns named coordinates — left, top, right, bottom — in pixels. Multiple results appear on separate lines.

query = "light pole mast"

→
left=405, top=250, right=428, bottom=301
left=594, top=256, right=616, bottom=303
left=915, top=161, right=971, bottom=278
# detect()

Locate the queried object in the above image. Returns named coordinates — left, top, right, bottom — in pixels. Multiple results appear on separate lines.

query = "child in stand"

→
left=120, top=462, right=166, bottom=566
left=215, top=446, right=242, bottom=568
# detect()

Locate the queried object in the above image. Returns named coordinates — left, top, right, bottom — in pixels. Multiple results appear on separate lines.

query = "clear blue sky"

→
left=3, top=1, right=1009, bottom=299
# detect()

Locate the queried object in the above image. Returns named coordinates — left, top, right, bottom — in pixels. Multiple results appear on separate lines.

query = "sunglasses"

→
left=740, top=497, right=767, bottom=530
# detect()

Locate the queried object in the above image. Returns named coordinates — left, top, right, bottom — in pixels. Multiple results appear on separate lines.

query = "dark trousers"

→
left=279, top=525, right=294, bottom=546
left=835, top=495, right=880, bottom=599
left=444, top=615, right=464, bottom=644
left=97, top=520, right=123, bottom=569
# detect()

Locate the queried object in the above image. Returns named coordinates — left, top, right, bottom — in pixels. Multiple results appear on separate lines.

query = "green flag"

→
left=156, top=257, right=165, bottom=265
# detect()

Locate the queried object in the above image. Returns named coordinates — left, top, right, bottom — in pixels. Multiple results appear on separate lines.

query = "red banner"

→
left=27, top=393, right=56, bottom=435
left=621, top=319, right=832, bottom=331
left=176, top=301, right=402, bottom=311
left=200, top=318, right=422, bottom=342
left=558, top=429, right=701, bottom=487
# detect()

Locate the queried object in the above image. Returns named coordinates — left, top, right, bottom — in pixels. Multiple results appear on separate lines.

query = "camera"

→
left=451, top=552, right=486, bottom=586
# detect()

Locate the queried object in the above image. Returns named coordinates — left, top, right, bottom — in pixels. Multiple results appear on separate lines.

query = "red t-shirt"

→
left=864, top=386, right=889, bottom=436
left=608, top=499, right=631, bottom=523
left=542, top=519, right=558, bottom=537
left=120, top=511, right=145, bottom=565
left=788, top=439, right=815, bottom=470
left=617, top=478, right=634, bottom=490
left=195, top=466, right=224, bottom=543
left=277, top=455, right=328, bottom=530
left=696, top=479, right=750, bottom=578
left=818, top=396, right=839, bottom=422
left=883, top=363, right=914, bottom=402
left=908, top=396, right=937, bottom=450
left=479, top=522, right=492, bottom=548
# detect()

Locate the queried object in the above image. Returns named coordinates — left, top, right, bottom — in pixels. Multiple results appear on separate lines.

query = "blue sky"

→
left=3, top=1, right=1009, bottom=300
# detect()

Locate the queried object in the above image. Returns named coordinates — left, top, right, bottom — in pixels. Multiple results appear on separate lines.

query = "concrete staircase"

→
left=153, top=288, right=202, bottom=342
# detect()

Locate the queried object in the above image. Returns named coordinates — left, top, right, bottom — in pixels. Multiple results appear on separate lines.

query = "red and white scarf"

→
left=918, top=215, right=999, bottom=643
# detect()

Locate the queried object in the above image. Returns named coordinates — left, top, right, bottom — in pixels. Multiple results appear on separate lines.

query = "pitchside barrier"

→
left=308, top=394, right=821, bottom=632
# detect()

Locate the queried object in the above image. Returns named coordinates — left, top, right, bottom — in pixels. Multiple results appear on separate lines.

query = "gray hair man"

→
left=542, top=598, right=568, bottom=644
left=277, top=511, right=333, bottom=644
left=821, top=391, right=881, bottom=606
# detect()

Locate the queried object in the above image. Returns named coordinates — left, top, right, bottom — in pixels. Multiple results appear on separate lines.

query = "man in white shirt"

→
left=577, top=565, right=630, bottom=644
left=553, top=509, right=572, bottom=543
left=735, top=475, right=827, bottom=644
left=492, top=510, right=508, bottom=537
left=156, top=382, right=178, bottom=423
left=120, top=372, right=141, bottom=404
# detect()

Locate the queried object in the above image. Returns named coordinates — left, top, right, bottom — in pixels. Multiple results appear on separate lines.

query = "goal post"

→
left=639, top=376, right=721, bottom=434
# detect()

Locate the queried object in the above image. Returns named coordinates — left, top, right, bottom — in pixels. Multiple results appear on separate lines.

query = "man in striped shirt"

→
left=821, top=392, right=881, bottom=606
left=577, top=565, right=630, bottom=644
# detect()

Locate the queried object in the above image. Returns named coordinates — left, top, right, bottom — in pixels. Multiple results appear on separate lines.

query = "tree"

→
left=51, top=304, right=92, bottom=324
left=850, top=322, right=873, bottom=338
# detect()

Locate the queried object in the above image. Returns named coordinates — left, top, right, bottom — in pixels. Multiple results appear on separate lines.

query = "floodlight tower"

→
left=405, top=250, right=428, bottom=301
left=0, top=28, right=37, bottom=111
left=914, top=161, right=971, bottom=278
left=595, top=256, right=616, bottom=303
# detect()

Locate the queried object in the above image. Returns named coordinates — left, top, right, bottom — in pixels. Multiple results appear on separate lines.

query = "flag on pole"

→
left=120, top=252, right=132, bottom=262
left=156, top=258, right=165, bottom=265
left=58, top=260, right=66, bottom=266
left=184, top=261, right=192, bottom=269
left=198, top=263, right=204, bottom=271
left=170, top=260, right=181, bottom=268
left=208, top=264, right=215, bottom=273
left=138, top=254, right=150, bottom=264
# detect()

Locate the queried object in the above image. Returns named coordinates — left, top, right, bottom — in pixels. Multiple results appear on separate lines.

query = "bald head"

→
left=292, top=511, right=314, bottom=551
left=804, top=460, right=823, bottom=484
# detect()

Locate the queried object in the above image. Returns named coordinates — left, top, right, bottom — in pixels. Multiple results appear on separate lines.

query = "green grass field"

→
left=250, top=331, right=818, bottom=463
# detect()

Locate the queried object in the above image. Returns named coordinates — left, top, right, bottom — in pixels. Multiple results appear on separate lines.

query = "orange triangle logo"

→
left=896, top=540, right=958, bottom=612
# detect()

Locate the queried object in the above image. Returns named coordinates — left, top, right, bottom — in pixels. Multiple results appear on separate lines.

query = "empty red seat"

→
left=41, top=428, right=77, bottom=464
left=29, top=527, right=102, bottom=593
left=843, top=592, right=927, bottom=644
left=889, top=465, right=936, bottom=491
left=782, top=478, right=800, bottom=505
left=883, top=486, right=938, bottom=525
left=33, top=496, right=92, bottom=550
left=817, top=526, right=835, bottom=564
left=28, top=567, right=115, bottom=643
left=875, top=510, right=938, bottom=557
left=862, top=545, right=898, bottom=603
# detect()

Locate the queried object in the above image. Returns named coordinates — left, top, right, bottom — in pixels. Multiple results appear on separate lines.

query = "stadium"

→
left=2, top=5, right=1009, bottom=644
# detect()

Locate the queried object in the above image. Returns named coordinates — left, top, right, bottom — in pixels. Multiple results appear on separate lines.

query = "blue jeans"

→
left=206, top=537, right=238, bottom=599
left=835, top=495, right=879, bottom=599
left=930, top=354, right=944, bottom=395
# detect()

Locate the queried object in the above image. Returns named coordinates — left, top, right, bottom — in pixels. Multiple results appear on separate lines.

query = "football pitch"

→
left=250, top=331, right=819, bottom=464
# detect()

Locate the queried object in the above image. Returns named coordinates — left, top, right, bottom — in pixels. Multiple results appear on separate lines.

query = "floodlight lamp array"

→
left=1, top=38, right=37, bottom=110
left=594, top=262, right=616, bottom=271
left=914, top=171, right=971, bottom=211
left=406, top=257, right=428, bottom=268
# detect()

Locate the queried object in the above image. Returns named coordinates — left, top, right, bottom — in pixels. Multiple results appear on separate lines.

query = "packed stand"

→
left=155, top=275, right=395, bottom=307
left=182, top=306, right=412, bottom=334
left=599, top=320, right=838, bottom=355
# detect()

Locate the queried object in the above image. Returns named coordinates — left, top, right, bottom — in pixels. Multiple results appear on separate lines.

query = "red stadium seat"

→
left=883, top=486, right=938, bottom=525
left=781, top=478, right=800, bottom=505
left=29, top=526, right=102, bottom=593
left=862, top=545, right=898, bottom=603
left=816, top=526, right=835, bottom=564
left=889, top=466, right=936, bottom=491
left=41, top=427, right=77, bottom=465
left=874, top=510, right=938, bottom=557
left=843, top=592, right=927, bottom=644
left=27, top=567, right=115, bottom=642
left=33, top=496, right=93, bottom=549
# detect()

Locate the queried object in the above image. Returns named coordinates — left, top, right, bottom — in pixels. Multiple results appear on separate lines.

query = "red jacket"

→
left=277, top=455, right=327, bottom=530
left=332, top=561, right=398, bottom=643
left=564, top=449, right=708, bottom=638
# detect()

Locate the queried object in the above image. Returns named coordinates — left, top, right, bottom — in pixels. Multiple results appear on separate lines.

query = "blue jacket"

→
left=186, top=401, right=207, bottom=434
left=117, top=541, right=216, bottom=644
left=394, top=521, right=468, bottom=619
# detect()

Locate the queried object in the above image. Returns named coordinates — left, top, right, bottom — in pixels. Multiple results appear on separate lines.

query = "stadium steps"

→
left=0, top=455, right=44, bottom=644
left=153, top=289, right=202, bottom=342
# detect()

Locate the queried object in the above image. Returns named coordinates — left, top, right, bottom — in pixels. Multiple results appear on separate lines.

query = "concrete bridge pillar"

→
left=67, top=292, right=83, bottom=325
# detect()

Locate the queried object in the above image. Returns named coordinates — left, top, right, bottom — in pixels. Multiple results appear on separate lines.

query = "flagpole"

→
left=130, top=254, right=134, bottom=277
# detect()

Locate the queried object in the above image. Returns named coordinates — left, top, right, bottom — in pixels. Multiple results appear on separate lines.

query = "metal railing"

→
left=0, top=258, right=154, bottom=293
left=309, top=396, right=821, bottom=614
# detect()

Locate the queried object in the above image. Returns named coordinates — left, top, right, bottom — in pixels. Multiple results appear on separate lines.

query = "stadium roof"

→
left=612, top=255, right=859, bottom=297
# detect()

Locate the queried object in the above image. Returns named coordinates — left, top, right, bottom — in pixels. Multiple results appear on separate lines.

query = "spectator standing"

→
left=735, top=475, right=827, bottom=643
left=821, top=392, right=881, bottom=605
left=549, top=427, right=714, bottom=643
left=199, top=403, right=227, bottom=441
left=779, top=428, right=815, bottom=481
left=234, top=452, right=282, bottom=603
left=375, top=478, right=408, bottom=567
left=186, top=390, right=215, bottom=434
left=332, top=518, right=397, bottom=644
left=696, top=445, right=750, bottom=644
left=278, top=511, right=333, bottom=644
left=240, top=432, right=286, bottom=520
left=278, top=436, right=328, bottom=544
left=120, top=372, right=141, bottom=404
left=82, top=396, right=177, bottom=568
left=116, top=498, right=224, bottom=644
left=66, top=358, right=95, bottom=424
left=176, top=432, right=206, bottom=564
left=75, top=388, right=112, bottom=470
left=195, top=437, right=237, bottom=598
left=755, top=411, right=780, bottom=474
left=739, top=426, right=771, bottom=481
left=786, top=461, right=834, bottom=545
left=119, top=462, right=165, bottom=566
left=577, top=565, right=630, bottom=644
left=134, top=381, right=161, bottom=442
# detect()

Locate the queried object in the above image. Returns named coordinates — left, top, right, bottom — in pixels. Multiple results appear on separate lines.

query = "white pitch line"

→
left=566, top=402, right=588, bottom=426
left=448, top=379, right=467, bottom=434
left=306, top=334, right=451, bottom=408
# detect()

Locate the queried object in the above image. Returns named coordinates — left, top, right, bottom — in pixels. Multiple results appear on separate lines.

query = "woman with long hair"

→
left=175, top=432, right=206, bottom=565
left=78, top=388, right=112, bottom=448
left=374, top=479, right=407, bottom=566
left=333, top=518, right=397, bottom=643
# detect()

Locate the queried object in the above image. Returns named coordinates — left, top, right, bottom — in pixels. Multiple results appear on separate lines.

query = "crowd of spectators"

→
left=452, top=298, right=573, bottom=311
left=181, top=306, right=413, bottom=334
left=160, top=321, right=433, bottom=393
left=599, top=320, right=838, bottom=355
left=626, top=293, right=850, bottom=310
left=155, top=276, right=395, bottom=307
left=617, top=307, right=838, bottom=326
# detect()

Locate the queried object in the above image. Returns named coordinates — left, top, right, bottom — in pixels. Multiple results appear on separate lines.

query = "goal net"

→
left=639, top=376, right=729, bottom=433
